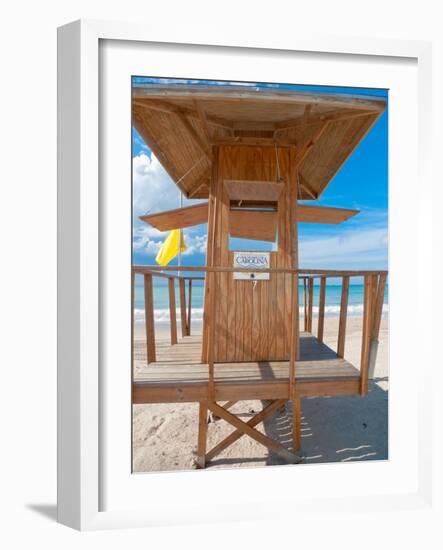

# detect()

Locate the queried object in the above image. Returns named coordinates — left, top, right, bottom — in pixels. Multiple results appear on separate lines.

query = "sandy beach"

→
left=132, top=316, right=388, bottom=472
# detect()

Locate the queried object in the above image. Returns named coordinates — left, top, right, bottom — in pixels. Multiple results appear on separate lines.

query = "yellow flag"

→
left=155, top=229, right=186, bottom=266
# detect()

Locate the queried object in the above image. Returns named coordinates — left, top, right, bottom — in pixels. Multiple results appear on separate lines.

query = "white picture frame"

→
left=57, top=19, right=434, bottom=531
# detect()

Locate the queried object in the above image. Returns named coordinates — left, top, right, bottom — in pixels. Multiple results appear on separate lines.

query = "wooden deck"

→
left=133, top=332, right=361, bottom=404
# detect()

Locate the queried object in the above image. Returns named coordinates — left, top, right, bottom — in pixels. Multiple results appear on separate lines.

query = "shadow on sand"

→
left=262, top=377, right=388, bottom=465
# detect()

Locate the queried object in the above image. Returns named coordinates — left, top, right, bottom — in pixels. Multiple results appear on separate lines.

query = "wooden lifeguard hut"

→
left=132, top=83, right=387, bottom=467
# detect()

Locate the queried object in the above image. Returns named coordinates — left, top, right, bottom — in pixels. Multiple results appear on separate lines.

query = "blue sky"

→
left=132, top=78, right=388, bottom=271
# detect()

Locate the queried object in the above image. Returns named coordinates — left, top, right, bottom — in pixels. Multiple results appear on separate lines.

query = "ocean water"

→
left=133, top=281, right=389, bottom=324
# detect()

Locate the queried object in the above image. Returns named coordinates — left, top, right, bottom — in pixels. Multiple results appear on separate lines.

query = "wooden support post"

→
left=293, top=398, right=301, bottom=452
left=196, top=400, right=208, bottom=468
left=337, top=276, right=350, bottom=358
left=368, top=273, right=387, bottom=379
left=317, top=276, right=326, bottom=342
left=289, top=273, right=301, bottom=454
left=187, top=279, right=193, bottom=336
left=179, top=278, right=188, bottom=337
left=208, top=402, right=301, bottom=464
left=144, top=274, right=156, bottom=364
left=221, top=400, right=237, bottom=411
left=206, top=399, right=286, bottom=462
left=208, top=271, right=216, bottom=400
left=168, top=278, right=178, bottom=345
left=201, top=147, right=218, bottom=363
left=131, top=271, right=135, bottom=375
left=307, top=277, right=314, bottom=333
left=289, top=273, right=297, bottom=401
left=360, top=274, right=376, bottom=394
left=303, top=277, right=308, bottom=332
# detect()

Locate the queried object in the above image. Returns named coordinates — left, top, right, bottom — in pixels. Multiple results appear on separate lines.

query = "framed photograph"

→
left=57, top=20, right=433, bottom=530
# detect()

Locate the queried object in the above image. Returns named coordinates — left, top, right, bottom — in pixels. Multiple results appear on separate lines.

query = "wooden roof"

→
left=140, top=203, right=359, bottom=232
left=132, top=84, right=385, bottom=200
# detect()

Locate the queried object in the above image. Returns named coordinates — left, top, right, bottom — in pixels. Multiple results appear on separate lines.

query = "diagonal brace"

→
left=207, top=401, right=301, bottom=464
left=207, top=399, right=286, bottom=461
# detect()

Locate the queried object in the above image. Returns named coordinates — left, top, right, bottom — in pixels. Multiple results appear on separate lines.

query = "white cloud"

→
left=183, top=233, right=207, bottom=255
left=133, top=153, right=180, bottom=219
left=299, top=227, right=388, bottom=268
left=132, top=153, right=208, bottom=257
left=132, top=153, right=179, bottom=255
left=132, top=153, right=387, bottom=267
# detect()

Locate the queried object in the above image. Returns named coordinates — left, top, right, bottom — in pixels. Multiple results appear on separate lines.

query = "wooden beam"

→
left=206, top=399, right=286, bottom=461
left=132, top=107, right=181, bottom=183
left=168, top=278, right=178, bottom=345
left=187, top=169, right=211, bottom=198
left=368, top=273, right=387, bottom=379
left=303, top=104, right=311, bottom=125
left=134, top=265, right=387, bottom=276
left=133, top=98, right=234, bottom=130
left=228, top=210, right=277, bottom=242
left=144, top=274, right=156, bottom=364
left=231, top=121, right=277, bottom=131
left=360, top=274, right=377, bottom=394
left=194, top=100, right=213, bottom=143
left=196, top=400, right=208, bottom=468
left=337, top=276, right=350, bottom=358
left=224, top=179, right=284, bottom=202
left=133, top=378, right=361, bottom=404
left=294, top=121, right=330, bottom=169
left=298, top=204, right=359, bottom=224
left=140, top=203, right=209, bottom=231
left=133, top=87, right=386, bottom=112
left=307, top=278, right=314, bottom=333
left=187, top=279, right=193, bottom=336
left=201, top=148, right=219, bottom=363
left=275, top=108, right=379, bottom=133
left=289, top=273, right=298, bottom=401
left=207, top=401, right=301, bottom=464
left=317, top=276, right=326, bottom=342
left=140, top=202, right=358, bottom=231
left=207, top=271, right=217, bottom=399
left=212, top=136, right=296, bottom=147
left=372, top=272, right=387, bottom=340
left=179, top=278, right=188, bottom=337
left=221, top=400, right=237, bottom=410
left=298, top=174, right=318, bottom=199
left=177, top=111, right=212, bottom=161
left=293, top=398, right=302, bottom=452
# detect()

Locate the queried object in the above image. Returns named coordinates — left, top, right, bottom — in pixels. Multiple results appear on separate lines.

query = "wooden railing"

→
left=300, top=270, right=387, bottom=394
left=132, top=267, right=204, bottom=363
left=133, top=265, right=387, bottom=396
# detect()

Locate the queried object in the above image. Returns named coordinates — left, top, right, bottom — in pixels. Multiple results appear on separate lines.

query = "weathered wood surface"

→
left=298, top=204, right=359, bottom=224
left=205, top=399, right=286, bottom=462
left=132, top=84, right=385, bottom=200
left=317, top=276, right=326, bottom=342
left=168, top=278, right=178, bottom=345
left=139, top=202, right=208, bottom=231
left=179, top=278, right=188, bottom=337
left=133, top=333, right=360, bottom=404
left=337, top=276, right=350, bottom=358
left=228, top=209, right=278, bottom=242
left=143, top=274, right=156, bottom=363
left=204, top=145, right=298, bottom=362
left=224, top=179, right=284, bottom=202
left=140, top=202, right=359, bottom=232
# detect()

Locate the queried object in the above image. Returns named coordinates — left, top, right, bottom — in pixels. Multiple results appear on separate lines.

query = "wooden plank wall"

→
left=203, top=145, right=299, bottom=362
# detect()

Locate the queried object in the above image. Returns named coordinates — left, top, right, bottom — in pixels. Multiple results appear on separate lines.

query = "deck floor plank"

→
left=133, top=332, right=360, bottom=403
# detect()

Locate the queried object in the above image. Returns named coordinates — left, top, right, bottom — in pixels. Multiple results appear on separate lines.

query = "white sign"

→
left=233, top=252, right=270, bottom=280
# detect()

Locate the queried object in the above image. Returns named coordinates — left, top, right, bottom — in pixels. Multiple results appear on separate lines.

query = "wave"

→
left=134, top=304, right=389, bottom=323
